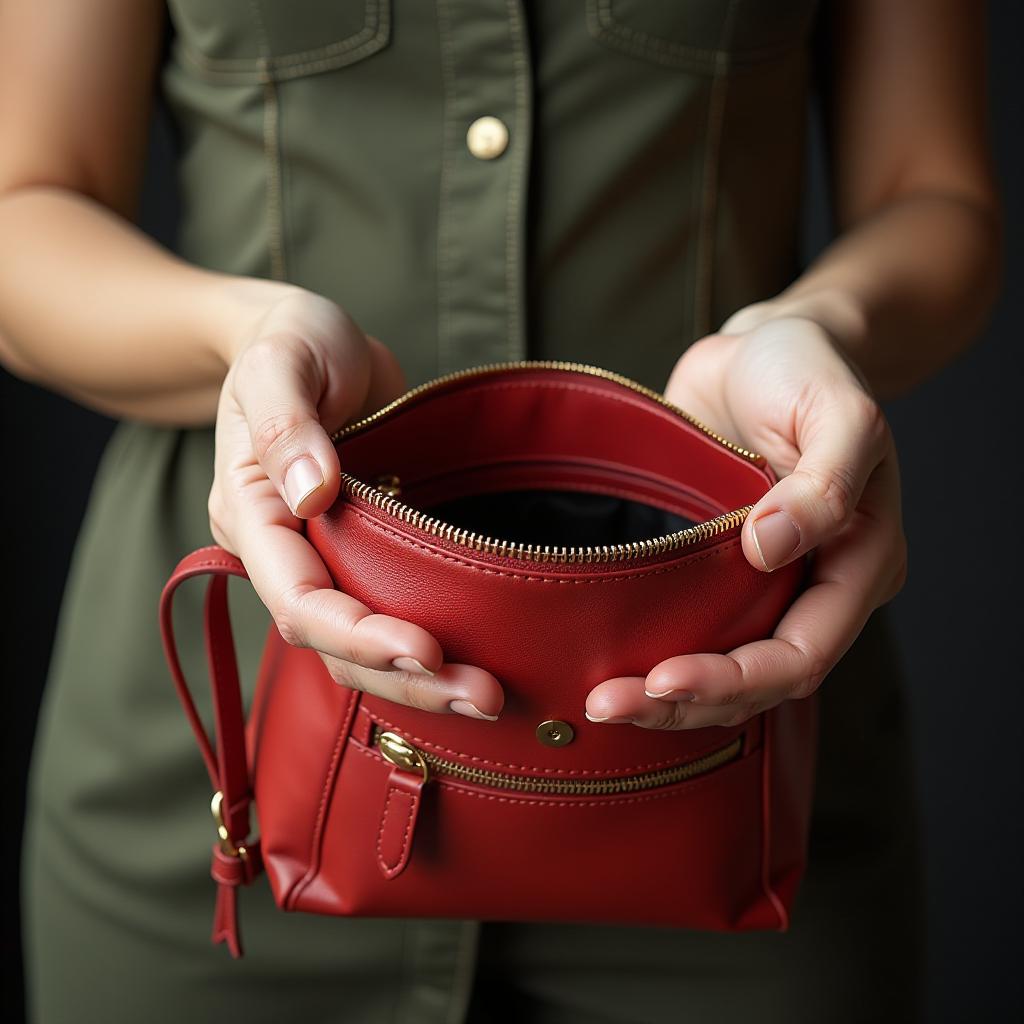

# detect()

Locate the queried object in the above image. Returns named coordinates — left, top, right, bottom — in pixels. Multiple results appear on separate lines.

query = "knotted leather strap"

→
left=159, top=545, right=265, bottom=958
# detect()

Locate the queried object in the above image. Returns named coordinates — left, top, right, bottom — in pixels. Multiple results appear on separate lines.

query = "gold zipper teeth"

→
left=374, top=726, right=743, bottom=796
left=330, top=360, right=762, bottom=565
left=342, top=476, right=753, bottom=564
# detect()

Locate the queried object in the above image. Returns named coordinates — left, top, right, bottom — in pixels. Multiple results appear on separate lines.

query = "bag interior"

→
left=419, top=488, right=700, bottom=547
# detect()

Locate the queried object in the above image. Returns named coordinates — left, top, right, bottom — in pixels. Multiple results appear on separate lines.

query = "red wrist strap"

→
left=159, top=545, right=265, bottom=958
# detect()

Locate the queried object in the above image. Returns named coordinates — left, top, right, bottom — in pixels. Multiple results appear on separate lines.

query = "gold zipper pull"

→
left=378, top=730, right=429, bottom=782
left=375, top=730, right=428, bottom=880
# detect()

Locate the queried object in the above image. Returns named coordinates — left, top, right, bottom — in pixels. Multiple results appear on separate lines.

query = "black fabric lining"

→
left=420, top=488, right=699, bottom=547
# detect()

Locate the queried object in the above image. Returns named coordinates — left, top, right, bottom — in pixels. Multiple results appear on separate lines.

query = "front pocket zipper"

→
left=372, top=725, right=743, bottom=796
left=368, top=724, right=746, bottom=880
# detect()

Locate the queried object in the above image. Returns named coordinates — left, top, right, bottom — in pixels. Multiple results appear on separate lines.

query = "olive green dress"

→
left=21, top=2, right=924, bottom=1021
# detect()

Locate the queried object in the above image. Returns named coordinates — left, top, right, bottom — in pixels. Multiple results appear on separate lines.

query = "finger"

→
left=585, top=676, right=691, bottom=729
left=662, top=333, right=742, bottom=437
left=322, top=656, right=504, bottom=720
left=590, top=464, right=906, bottom=729
left=585, top=675, right=773, bottom=731
left=354, top=335, right=408, bottom=419
left=230, top=335, right=367, bottom=518
left=742, top=387, right=892, bottom=572
left=234, top=510, right=446, bottom=674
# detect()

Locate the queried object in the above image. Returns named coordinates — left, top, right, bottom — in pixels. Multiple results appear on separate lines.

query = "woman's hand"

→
left=584, top=308, right=907, bottom=729
left=208, top=287, right=504, bottom=720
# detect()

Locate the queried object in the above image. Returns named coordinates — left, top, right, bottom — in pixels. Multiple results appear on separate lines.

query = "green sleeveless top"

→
left=162, top=0, right=814, bottom=384
left=23, top=4, right=923, bottom=1022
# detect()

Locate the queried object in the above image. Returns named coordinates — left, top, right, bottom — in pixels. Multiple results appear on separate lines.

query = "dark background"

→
left=3, top=4, right=1021, bottom=1021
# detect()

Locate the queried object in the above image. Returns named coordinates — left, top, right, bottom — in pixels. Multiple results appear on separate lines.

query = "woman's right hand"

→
left=207, top=286, right=504, bottom=721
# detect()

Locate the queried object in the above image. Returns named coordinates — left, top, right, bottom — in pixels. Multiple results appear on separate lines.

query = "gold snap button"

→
left=536, top=719, right=574, bottom=748
left=466, top=116, right=509, bottom=160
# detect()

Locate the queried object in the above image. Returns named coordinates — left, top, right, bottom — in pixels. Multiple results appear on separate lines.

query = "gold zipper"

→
left=330, top=360, right=763, bottom=565
left=373, top=725, right=743, bottom=796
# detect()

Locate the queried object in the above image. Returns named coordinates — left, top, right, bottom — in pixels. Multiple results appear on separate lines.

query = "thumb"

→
left=233, top=336, right=369, bottom=519
left=741, top=392, right=891, bottom=572
left=355, top=334, right=408, bottom=418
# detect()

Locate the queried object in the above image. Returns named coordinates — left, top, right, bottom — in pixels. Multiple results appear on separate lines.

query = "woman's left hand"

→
left=584, top=308, right=908, bottom=730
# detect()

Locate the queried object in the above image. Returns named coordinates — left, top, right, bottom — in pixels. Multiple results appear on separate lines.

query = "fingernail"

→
left=391, top=656, right=436, bottom=677
left=284, top=458, right=324, bottom=515
left=644, top=688, right=696, bottom=702
left=585, top=712, right=634, bottom=724
left=751, top=511, right=800, bottom=572
left=449, top=700, right=499, bottom=721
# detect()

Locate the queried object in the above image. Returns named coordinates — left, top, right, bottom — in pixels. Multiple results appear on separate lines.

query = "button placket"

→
left=435, top=0, right=531, bottom=375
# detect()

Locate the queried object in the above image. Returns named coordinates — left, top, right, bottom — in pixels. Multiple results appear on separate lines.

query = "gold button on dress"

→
left=466, top=115, right=510, bottom=159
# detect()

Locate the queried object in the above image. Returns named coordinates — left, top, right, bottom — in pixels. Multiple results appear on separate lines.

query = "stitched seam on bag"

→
left=376, top=785, right=415, bottom=876
left=190, top=544, right=232, bottom=559
left=358, top=708, right=745, bottom=776
left=188, top=559, right=239, bottom=571
left=351, top=742, right=746, bottom=806
left=345, top=504, right=737, bottom=580
left=179, top=556, right=247, bottom=580
left=285, top=689, right=361, bottom=907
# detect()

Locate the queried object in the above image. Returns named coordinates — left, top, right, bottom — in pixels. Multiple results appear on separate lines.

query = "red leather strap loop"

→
left=376, top=769, right=425, bottom=879
left=158, top=545, right=265, bottom=957
left=211, top=840, right=264, bottom=887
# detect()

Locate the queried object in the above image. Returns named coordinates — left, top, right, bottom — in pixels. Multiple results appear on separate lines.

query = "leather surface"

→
left=159, top=365, right=818, bottom=957
left=375, top=769, right=425, bottom=880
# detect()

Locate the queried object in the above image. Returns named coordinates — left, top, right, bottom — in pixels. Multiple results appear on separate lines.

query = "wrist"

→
left=201, top=275, right=309, bottom=370
left=768, top=285, right=870, bottom=357
left=722, top=286, right=874, bottom=390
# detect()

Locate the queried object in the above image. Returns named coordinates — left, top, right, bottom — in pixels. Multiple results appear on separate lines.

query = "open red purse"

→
left=159, top=361, right=818, bottom=958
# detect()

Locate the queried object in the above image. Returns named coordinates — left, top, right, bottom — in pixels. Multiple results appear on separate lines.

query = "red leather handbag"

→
left=160, top=360, right=818, bottom=958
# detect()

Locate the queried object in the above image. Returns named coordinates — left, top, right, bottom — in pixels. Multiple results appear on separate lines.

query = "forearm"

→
left=726, top=190, right=1002, bottom=401
left=0, top=184, right=296, bottom=425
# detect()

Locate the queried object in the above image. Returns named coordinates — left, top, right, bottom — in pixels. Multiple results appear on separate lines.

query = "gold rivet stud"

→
left=536, top=719, right=574, bottom=748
